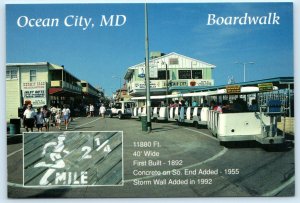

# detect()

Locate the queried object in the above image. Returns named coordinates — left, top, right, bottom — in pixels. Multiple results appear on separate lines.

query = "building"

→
left=124, top=52, right=216, bottom=97
left=81, top=80, right=102, bottom=105
left=6, top=62, right=101, bottom=120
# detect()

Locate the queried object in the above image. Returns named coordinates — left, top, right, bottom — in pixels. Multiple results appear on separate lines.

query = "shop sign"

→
left=134, top=81, right=160, bottom=89
left=22, top=81, right=47, bottom=106
left=226, top=85, right=241, bottom=94
left=258, top=83, right=273, bottom=92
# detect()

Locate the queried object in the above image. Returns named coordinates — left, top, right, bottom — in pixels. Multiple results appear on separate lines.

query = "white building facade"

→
left=124, top=52, right=216, bottom=96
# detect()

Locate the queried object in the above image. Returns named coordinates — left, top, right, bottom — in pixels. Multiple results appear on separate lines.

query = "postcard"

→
left=6, top=1, right=295, bottom=198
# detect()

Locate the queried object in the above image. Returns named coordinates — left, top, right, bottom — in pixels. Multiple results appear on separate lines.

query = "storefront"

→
left=6, top=62, right=101, bottom=120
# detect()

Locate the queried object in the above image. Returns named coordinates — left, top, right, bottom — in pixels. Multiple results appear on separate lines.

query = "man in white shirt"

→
left=23, top=104, right=36, bottom=132
left=90, top=104, right=95, bottom=117
left=99, top=104, right=106, bottom=118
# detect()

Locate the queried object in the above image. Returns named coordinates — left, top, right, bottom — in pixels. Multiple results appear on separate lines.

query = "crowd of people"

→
left=85, top=104, right=106, bottom=118
left=21, top=102, right=108, bottom=132
left=22, top=104, right=71, bottom=132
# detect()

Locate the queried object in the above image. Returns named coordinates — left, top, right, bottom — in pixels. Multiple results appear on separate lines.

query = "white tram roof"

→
left=130, top=86, right=280, bottom=101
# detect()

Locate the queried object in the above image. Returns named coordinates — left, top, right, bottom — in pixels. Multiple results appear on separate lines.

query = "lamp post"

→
left=234, top=62, right=255, bottom=82
left=112, top=76, right=122, bottom=101
left=144, top=3, right=151, bottom=132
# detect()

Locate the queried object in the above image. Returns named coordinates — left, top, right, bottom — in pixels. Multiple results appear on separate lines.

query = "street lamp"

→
left=234, top=61, right=255, bottom=82
left=112, top=76, right=122, bottom=101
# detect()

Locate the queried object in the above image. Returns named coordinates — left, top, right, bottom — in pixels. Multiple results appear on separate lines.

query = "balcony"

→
left=50, top=80, right=81, bottom=93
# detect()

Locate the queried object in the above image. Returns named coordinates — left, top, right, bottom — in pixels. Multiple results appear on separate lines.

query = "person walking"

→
left=55, top=109, right=62, bottom=130
left=90, top=104, right=95, bottom=117
left=50, top=105, right=57, bottom=126
left=62, top=105, right=71, bottom=130
left=42, top=105, right=51, bottom=131
left=99, top=104, right=106, bottom=118
left=35, top=108, right=44, bottom=132
left=23, top=104, right=36, bottom=132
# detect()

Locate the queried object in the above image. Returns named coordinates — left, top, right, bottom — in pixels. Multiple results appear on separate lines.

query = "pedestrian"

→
left=23, top=104, right=36, bottom=132
left=99, top=104, right=106, bottom=118
left=86, top=105, right=90, bottom=117
left=42, top=105, right=51, bottom=131
left=35, top=107, right=44, bottom=132
left=179, top=100, right=185, bottom=124
left=50, top=105, right=57, bottom=126
left=90, top=104, right=95, bottom=117
left=62, top=104, right=71, bottom=130
left=55, top=109, right=61, bottom=130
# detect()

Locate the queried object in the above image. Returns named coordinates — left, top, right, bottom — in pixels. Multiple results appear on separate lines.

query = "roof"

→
left=169, top=77, right=294, bottom=93
left=6, top=62, right=63, bottom=70
left=7, top=62, right=49, bottom=67
left=124, top=52, right=216, bottom=80
left=6, top=62, right=82, bottom=82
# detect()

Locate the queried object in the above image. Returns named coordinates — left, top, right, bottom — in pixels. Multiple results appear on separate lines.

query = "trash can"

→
left=141, top=115, right=147, bottom=132
left=9, top=118, right=21, bottom=135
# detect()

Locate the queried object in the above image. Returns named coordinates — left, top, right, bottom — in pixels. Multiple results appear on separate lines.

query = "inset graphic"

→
left=23, top=131, right=123, bottom=186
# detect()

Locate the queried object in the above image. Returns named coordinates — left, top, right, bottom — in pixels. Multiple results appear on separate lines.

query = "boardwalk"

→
left=23, top=131, right=123, bottom=186
left=7, top=117, right=294, bottom=197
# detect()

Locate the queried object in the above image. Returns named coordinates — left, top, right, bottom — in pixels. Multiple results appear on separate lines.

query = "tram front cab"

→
left=208, top=101, right=285, bottom=145
left=208, top=110, right=270, bottom=141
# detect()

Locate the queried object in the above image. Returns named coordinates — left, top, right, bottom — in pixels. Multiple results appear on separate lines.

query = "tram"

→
left=129, top=77, right=293, bottom=146
left=205, top=86, right=288, bottom=145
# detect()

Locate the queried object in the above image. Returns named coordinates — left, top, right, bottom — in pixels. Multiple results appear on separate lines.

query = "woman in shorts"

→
left=62, top=105, right=71, bottom=130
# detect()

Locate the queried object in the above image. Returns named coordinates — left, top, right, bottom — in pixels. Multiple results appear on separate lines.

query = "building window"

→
left=178, top=70, right=202, bottom=79
left=6, top=69, right=18, bottom=80
left=169, top=58, right=179, bottom=65
left=150, top=70, right=169, bottom=80
left=30, top=70, right=37, bottom=81
left=192, top=70, right=202, bottom=79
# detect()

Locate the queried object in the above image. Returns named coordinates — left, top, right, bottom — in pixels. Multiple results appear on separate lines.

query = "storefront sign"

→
left=132, top=79, right=213, bottom=90
left=226, top=85, right=241, bottom=94
left=22, top=81, right=47, bottom=106
left=134, top=81, right=161, bottom=89
left=258, top=83, right=273, bottom=92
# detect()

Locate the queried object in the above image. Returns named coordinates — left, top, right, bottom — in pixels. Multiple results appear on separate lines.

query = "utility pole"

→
left=144, top=3, right=151, bottom=132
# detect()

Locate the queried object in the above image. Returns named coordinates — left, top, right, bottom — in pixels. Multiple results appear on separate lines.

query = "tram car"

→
left=129, top=77, right=293, bottom=147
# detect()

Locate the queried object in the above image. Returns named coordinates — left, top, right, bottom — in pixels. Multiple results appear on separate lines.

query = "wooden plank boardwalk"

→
left=23, top=131, right=123, bottom=187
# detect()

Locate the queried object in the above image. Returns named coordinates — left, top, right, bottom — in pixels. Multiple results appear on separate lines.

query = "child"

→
left=55, top=109, right=61, bottom=130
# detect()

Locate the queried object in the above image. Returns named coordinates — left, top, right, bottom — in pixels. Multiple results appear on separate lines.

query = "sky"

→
left=6, top=2, right=294, bottom=96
